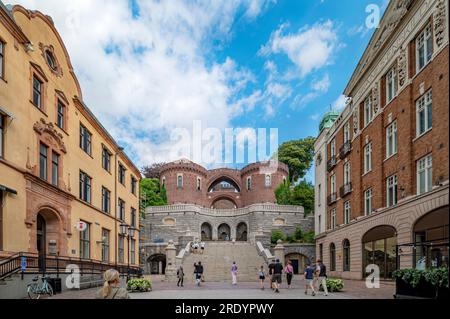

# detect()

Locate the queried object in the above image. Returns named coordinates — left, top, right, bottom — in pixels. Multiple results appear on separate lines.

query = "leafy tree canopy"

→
left=140, top=178, right=167, bottom=208
left=142, top=163, right=166, bottom=179
left=275, top=180, right=314, bottom=215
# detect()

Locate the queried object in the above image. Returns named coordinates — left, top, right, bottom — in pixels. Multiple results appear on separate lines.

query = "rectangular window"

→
left=51, top=152, right=59, bottom=186
left=318, top=184, right=321, bottom=206
left=416, top=90, right=432, bottom=137
left=364, top=95, right=373, bottom=127
left=131, top=239, right=136, bottom=265
left=331, top=209, right=336, bottom=230
left=364, top=188, right=373, bottom=216
left=330, top=139, right=336, bottom=158
left=131, top=176, right=137, bottom=195
left=0, top=41, right=4, bottom=79
left=119, top=164, right=126, bottom=185
left=344, top=162, right=351, bottom=185
left=79, top=222, right=90, bottom=259
left=118, top=235, right=124, bottom=263
left=364, top=143, right=372, bottom=174
left=387, top=175, right=398, bottom=207
left=417, top=154, right=433, bottom=195
left=101, top=187, right=111, bottom=214
left=131, top=207, right=136, bottom=227
left=177, top=175, right=183, bottom=188
left=102, top=147, right=111, bottom=172
left=32, top=76, right=43, bottom=109
left=118, top=199, right=125, bottom=221
left=344, top=201, right=351, bottom=225
left=330, top=174, right=336, bottom=194
left=386, top=66, right=397, bottom=104
left=57, top=100, right=65, bottom=130
left=344, top=122, right=351, bottom=143
left=318, top=215, right=322, bottom=233
left=247, top=177, right=252, bottom=191
left=386, top=121, right=398, bottom=158
left=39, top=143, right=48, bottom=181
left=0, top=115, right=3, bottom=158
left=101, top=229, right=110, bottom=262
left=79, top=124, right=92, bottom=155
left=79, top=171, right=92, bottom=203
left=416, top=24, right=433, bottom=73
left=265, top=174, right=272, bottom=187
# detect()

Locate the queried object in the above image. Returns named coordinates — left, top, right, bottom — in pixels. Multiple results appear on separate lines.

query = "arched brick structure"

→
left=160, top=159, right=289, bottom=208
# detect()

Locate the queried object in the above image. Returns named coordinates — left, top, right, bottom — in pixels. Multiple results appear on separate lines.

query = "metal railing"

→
left=340, top=183, right=353, bottom=197
left=327, top=193, right=337, bottom=205
left=0, top=252, right=143, bottom=281
left=339, top=141, right=352, bottom=159
left=327, top=156, right=337, bottom=172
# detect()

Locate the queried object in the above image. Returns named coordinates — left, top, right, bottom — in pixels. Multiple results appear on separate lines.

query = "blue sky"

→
left=13, top=0, right=389, bottom=182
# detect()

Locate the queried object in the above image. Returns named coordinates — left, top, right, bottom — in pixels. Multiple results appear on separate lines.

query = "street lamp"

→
left=119, top=223, right=135, bottom=282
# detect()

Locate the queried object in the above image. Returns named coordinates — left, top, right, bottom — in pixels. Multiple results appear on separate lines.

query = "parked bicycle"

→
left=27, top=276, right=54, bottom=299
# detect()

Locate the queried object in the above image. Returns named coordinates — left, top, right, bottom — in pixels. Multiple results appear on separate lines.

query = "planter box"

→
left=395, top=278, right=449, bottom=299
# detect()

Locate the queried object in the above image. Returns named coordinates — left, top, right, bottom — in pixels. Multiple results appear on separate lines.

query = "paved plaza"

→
left=49, top=277, right=395, bottom=299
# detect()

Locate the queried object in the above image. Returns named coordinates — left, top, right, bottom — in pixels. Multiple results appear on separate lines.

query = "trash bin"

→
left=47, top=278, right=62, bottom=294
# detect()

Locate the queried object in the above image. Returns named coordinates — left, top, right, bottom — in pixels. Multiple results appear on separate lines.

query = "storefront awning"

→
left=0, top=184, right=17, bottom=195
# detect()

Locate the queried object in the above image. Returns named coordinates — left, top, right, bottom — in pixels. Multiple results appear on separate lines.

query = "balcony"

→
left=327, top=193, right=337, bottom=205
left=327, top=156, right=337, bottom=172
left=339, top=141, right=352, bottom=159
left=340, top=183, right=353, bottom=197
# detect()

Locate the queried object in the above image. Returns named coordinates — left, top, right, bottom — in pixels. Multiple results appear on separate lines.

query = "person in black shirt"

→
left=195, top=262, right=204, bottom=286
left=271, top=259, right=283, bottom=293
left=268, top=260, right=275, bottom=290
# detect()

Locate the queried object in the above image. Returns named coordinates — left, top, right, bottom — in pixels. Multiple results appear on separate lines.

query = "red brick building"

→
left=315, top=0, right=449, bottom=280
left=159, top=159, right=289, bottom=209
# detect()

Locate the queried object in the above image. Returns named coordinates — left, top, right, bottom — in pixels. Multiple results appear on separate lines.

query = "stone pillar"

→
left=274, top=239, right=286, bottom=266
left=212, top=226, right=218, bottom=241
left=165, top=240, right=177, bottom=282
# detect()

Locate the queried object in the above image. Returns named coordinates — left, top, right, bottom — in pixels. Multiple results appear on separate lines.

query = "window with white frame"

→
left=331, top=209, right=336, bottom=230
left=330, top=139, right=336, bottom=158
left=364, top=143, right=372, bottom=174
left=417, top=154, right=432, bottom=195
left=386, top=66, right=397, bottom=104
left=177, top=174, right=183, bottom=188
left=330, top=174, right=336, bottom=194
left=344, top=122, right=351, bottom=143
left=387, top=175, right=398, bottom=207
left=344, top=162, right=351, bottom=185
left=364, top=95, right=373, bottom=127
left=416, top=24, right=433, bottom=73
left=344, top=201, right=351, bottom=225
left=265, top=174, right=272, bottom=187
left=386, top=121, right=398, bottom=158
left=364, top=188, right=373, bottom=216
left=416, top=90, right=432, bottom=137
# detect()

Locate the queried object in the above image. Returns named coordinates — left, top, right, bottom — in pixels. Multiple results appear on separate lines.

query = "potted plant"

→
left=127, top=278, right=152, bottom=293
left=393, top=267, right=449, bottom=299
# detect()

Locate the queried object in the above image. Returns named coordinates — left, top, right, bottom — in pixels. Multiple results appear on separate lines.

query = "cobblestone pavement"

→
left=50, top=277, right=395, bottom=299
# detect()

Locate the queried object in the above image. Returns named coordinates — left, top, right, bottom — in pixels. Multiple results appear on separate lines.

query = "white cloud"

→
left=11, top=0, right=272, bottom=167
left=290, top=73, right=331, bottom=109
left=332, top=94, right=347, bottom=110
left=259, top=20, right=339, bottom=77
left=311, top=74, right=330, bottom=92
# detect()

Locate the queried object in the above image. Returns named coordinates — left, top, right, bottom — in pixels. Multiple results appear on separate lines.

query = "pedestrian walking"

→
left=316, top=259, right=328, bottom=296
left=304, top=263, right=316, bottom=296
left=268, top=259, right=275, bottom=290
left=196, top=262, right=204, bottom=286
left=95, top=269, right=130, bottom=299
left=284, top=260, right=294, bottom=289
left=258, top=266, right=266, bottom=290
left=271, top=259, right=283, bottom=293
left=231, top=262, right=238, bottom=285
left=200, top=242, right=206, bottom=254
left=177, top=265, right=185, bottom=287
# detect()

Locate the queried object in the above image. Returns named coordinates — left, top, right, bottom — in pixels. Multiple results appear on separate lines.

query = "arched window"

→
left=329, top=243, right=336, bottom=271
left=343, top=239, right=351, bottom=272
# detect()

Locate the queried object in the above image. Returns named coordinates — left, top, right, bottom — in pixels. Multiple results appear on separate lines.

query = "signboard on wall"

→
left=75, top=221, right=88, bottom=232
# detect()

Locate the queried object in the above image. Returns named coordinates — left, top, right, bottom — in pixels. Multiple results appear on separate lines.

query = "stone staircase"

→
left=182, top=242, right=266, bottom=282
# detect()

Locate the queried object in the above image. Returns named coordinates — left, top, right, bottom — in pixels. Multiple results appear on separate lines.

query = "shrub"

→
left=127, top=278, right=152, bottom=292
left=392, top=267, right=449, bottom=289
left=300, top=231, right=315, bottom=243
left=320, top=278, right=344, bottom=292
left=271, top=230, right=286, bottom=244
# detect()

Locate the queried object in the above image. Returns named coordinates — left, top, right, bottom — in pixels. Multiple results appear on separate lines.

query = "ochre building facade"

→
left=0, top=3, right=141, bottom=266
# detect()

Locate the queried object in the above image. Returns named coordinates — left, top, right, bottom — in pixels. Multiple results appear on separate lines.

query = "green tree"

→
left=275, top=137, right=316, bottom=184
left=291, top=181, right=315, bottom=215
left=140, top=178, right=167, bottom=208
left=274, top=181, right=292, bottom=205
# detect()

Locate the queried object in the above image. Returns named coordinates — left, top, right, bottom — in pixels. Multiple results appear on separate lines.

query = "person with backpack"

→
left=316, top=259, right=328, bottom=296
left=231, top=262, right=238, bottom=285
left=304, top=263, right=316, bottom=296
left=271, top=259, right=283, bottom=293
left=268, top=259, right=275, bottom=290
left=284, top=260, right=294, bottom=289
left=177, top=265, right=184, bottom=287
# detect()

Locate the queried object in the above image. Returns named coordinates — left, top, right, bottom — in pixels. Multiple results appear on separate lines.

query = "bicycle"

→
left=27, top=276, right=54, bottom=299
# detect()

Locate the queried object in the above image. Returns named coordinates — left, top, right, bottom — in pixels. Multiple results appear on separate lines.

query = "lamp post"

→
left=119, top=223, right=135, bottom=282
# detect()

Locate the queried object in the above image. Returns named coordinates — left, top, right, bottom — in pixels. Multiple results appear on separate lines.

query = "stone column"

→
left=165, top=240, right=177, bottom=282
left=274, top=239, right=286, bottom=266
